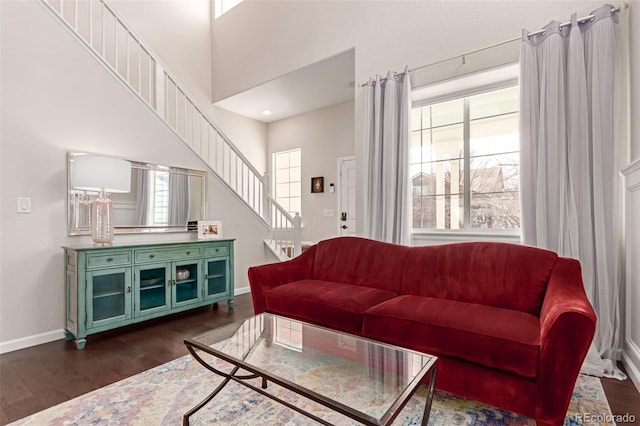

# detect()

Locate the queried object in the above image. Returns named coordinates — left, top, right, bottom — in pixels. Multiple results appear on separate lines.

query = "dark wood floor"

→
left=1, top=293, right=639, bottom=425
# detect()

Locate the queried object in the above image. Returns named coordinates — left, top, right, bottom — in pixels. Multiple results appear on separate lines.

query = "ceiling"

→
left=214, top=49, right=355, bottom=124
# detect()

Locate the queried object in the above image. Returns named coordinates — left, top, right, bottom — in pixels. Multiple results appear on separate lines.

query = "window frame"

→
left=272, top=147, right=302, bottom=218
left=411, top=65, right=521, bottom=243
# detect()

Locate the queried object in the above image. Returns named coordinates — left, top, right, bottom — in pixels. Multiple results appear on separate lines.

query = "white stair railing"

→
left=40, top=0, right=302, bottom=258
left=266, top=195, right=302, bottom=260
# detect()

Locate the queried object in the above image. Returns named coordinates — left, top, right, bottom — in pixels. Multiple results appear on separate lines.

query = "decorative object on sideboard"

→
left=198, top=220, right=223, bottom=240
left=72, top=154, right=131, bottom=245
left=311, top=176, right=324, bottom=193
left=176, top=269, right=190, bottom=281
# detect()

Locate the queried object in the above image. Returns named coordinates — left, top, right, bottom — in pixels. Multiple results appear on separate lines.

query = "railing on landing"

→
left=40, top=0, right=302, bottom=259
left=266, top=195, right=302, bottom=261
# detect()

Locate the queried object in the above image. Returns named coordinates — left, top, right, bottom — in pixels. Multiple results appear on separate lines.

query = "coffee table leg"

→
left=421, top=366, right=437, bottom=426
left=183, top=365, right=240, bottom=426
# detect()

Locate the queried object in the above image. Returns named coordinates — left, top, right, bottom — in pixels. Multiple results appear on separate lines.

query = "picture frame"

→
left=197, top=220, right=222, bottom=239
left=311, top=176, right=324, bottom=193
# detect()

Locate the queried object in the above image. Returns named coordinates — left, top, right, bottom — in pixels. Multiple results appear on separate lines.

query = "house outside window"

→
left=411, top=84, right=520, bottom=233
left=273, top=148, right=301, bottom=217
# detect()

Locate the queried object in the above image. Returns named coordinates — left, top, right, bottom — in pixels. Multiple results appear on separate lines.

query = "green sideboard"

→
left=63, top=239, right=234, bottom=349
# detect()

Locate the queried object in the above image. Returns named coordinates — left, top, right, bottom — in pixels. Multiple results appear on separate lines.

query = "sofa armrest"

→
left=247, top=245, right=317, bottom=314
left=536, top=257, right=596, bottom=424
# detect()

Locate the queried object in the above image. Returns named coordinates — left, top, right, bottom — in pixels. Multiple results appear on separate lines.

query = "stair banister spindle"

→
left=125, top=30, right=130, bottom=83
left=101, top=2, right=105, bottom=57
left=74, top=0, right=78, bottom=31
left=88, top=1, right=93, bottom=46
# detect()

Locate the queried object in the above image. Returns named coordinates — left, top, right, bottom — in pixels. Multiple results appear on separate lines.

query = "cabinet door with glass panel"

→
left=204, top=256, right=231, bottom=305
left=135, top=263, right=171, bottom=316
left=86, top=267, right=132, bottom=328
left=135, top=260, right=202, bottom=314
left=172, top=259, right=202, bottom=308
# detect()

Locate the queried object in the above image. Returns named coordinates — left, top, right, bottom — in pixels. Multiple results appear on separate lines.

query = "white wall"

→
left=267, top=101, right=355, bottom=243
left=0, top=0, right=268, bottom=351
left=109, top=0, right=267, bottom=173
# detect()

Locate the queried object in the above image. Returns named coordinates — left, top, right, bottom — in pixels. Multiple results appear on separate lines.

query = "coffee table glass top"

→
left=186, top=313, right=437, bottom=425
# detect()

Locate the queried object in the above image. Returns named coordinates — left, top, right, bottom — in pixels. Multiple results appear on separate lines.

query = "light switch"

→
left=17, top=197, right=31, bottom=214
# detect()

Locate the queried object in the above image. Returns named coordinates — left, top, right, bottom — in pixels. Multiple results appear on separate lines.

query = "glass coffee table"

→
left=183, top=313, right=437, bottom=425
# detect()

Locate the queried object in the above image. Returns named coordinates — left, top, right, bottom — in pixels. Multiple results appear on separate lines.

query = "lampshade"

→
left=72, top=155, right=131, bottom=193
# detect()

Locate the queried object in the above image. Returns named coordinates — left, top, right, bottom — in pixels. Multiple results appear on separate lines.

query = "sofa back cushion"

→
left=312, top=237, right=409, bottom=293
left=400, top=242, right=558, bottom=315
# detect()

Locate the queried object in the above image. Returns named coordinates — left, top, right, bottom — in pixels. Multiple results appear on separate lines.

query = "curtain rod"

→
left=360, top=2, right=628, bottom=88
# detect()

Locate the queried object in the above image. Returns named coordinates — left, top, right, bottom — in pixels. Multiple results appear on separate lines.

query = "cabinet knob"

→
left=149, top=254, right=155, bottom=258
left=127, top=286, right=131, bottom=293
left=215, top=248, right=219, bottom=252
left=186, top=251, right=191, bottom=255
left=107, top=257, right=114, bottom=262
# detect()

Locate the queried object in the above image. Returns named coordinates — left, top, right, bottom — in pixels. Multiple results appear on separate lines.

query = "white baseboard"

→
left=234, top=285, right=251, bottom=295
left=1, top=290, right=252, bottom=354
left=0, top=329, right=64, bottom=354
left=623, top=339, right=640, bottom=391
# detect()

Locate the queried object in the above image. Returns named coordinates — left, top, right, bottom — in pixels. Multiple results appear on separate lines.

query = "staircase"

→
left=40, top=0, right=301, bottom=259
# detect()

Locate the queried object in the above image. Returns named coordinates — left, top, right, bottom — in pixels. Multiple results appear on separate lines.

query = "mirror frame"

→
left=67, top=152, right=207, bottom=235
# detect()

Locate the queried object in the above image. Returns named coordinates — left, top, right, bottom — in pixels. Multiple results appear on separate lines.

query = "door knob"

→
left=341, top=225, right=348, bottom=229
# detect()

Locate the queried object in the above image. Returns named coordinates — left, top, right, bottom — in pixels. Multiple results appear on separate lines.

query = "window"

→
left=151, top=170, right=169, bottom=226
left=273, top=148, right=301, bottom=217
left=214, top=0, right=243, bottom=19
left=411, top=85, right=520, bottom=231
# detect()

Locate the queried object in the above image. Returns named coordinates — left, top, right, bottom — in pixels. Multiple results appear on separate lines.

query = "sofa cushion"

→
left=265, top=279, right=397, bottom=334
left=311, top=237, right=410, bottom=293
left=362, top=295, right=541, bottom=378
left=401, top=242, right=558, bottom=315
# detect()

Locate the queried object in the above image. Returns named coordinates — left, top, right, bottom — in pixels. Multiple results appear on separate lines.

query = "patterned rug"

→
left=10, top=353, right=614, bottom=425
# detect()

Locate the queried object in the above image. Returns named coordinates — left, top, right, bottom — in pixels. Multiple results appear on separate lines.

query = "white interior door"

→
left=338, top=157, right=356, bottom=236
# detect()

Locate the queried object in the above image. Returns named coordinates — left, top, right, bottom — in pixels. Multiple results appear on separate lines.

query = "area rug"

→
left=10, top=353, right=614, bottom=426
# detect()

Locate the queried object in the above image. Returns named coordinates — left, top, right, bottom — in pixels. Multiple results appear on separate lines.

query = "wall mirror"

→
left=67, top=152, right=207, bottom=235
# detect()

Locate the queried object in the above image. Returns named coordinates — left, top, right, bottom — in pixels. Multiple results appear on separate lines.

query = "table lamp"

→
left=72, top=154, right=131, bottom=245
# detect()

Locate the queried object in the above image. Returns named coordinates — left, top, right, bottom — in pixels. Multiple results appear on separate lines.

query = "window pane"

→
left=410, top=130, right=422, bottom=164
left=469, top=86, right=518, bottom=120
left=274, top=152, right=289, bottom=169
left=276, top=183, right=289, bottom=198
left=290, top=182, right=301, bottom=197
left=421, top=107, right=431, bottom=129
left=289, top=166, right=301, bottom=182
left=411, top=108, right=422, bottom=132
left=430, top=99, right=463, bottom=127
left=289, top=150, right=301, bottom=167
left=276, top=168, right=289, bottom=182
left=470, top=192, right=520, bottom=229
left=470, top=113, right=519, bottom=157
left=289, top=198, right=301, bottom=215
left=423, top=124, right=463, bottom=167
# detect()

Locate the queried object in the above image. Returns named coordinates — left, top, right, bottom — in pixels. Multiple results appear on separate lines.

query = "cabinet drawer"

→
left=87, top=251, right=132, bottom=268
left=135, top=247, right=202, bottom=263
left=205, top=244, right=229, bottom=257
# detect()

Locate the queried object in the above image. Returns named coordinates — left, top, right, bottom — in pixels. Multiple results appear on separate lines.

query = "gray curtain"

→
left=363, top=67, right=411, bottom=245
left=519, top=4, right=628, bottom=379
left=134, top=169, right=148, bottom=226
left=168, top=172, right=190, bottom=226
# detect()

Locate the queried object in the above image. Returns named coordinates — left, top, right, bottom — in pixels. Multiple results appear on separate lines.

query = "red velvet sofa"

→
left=248, top=236, right=596, bottom=426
